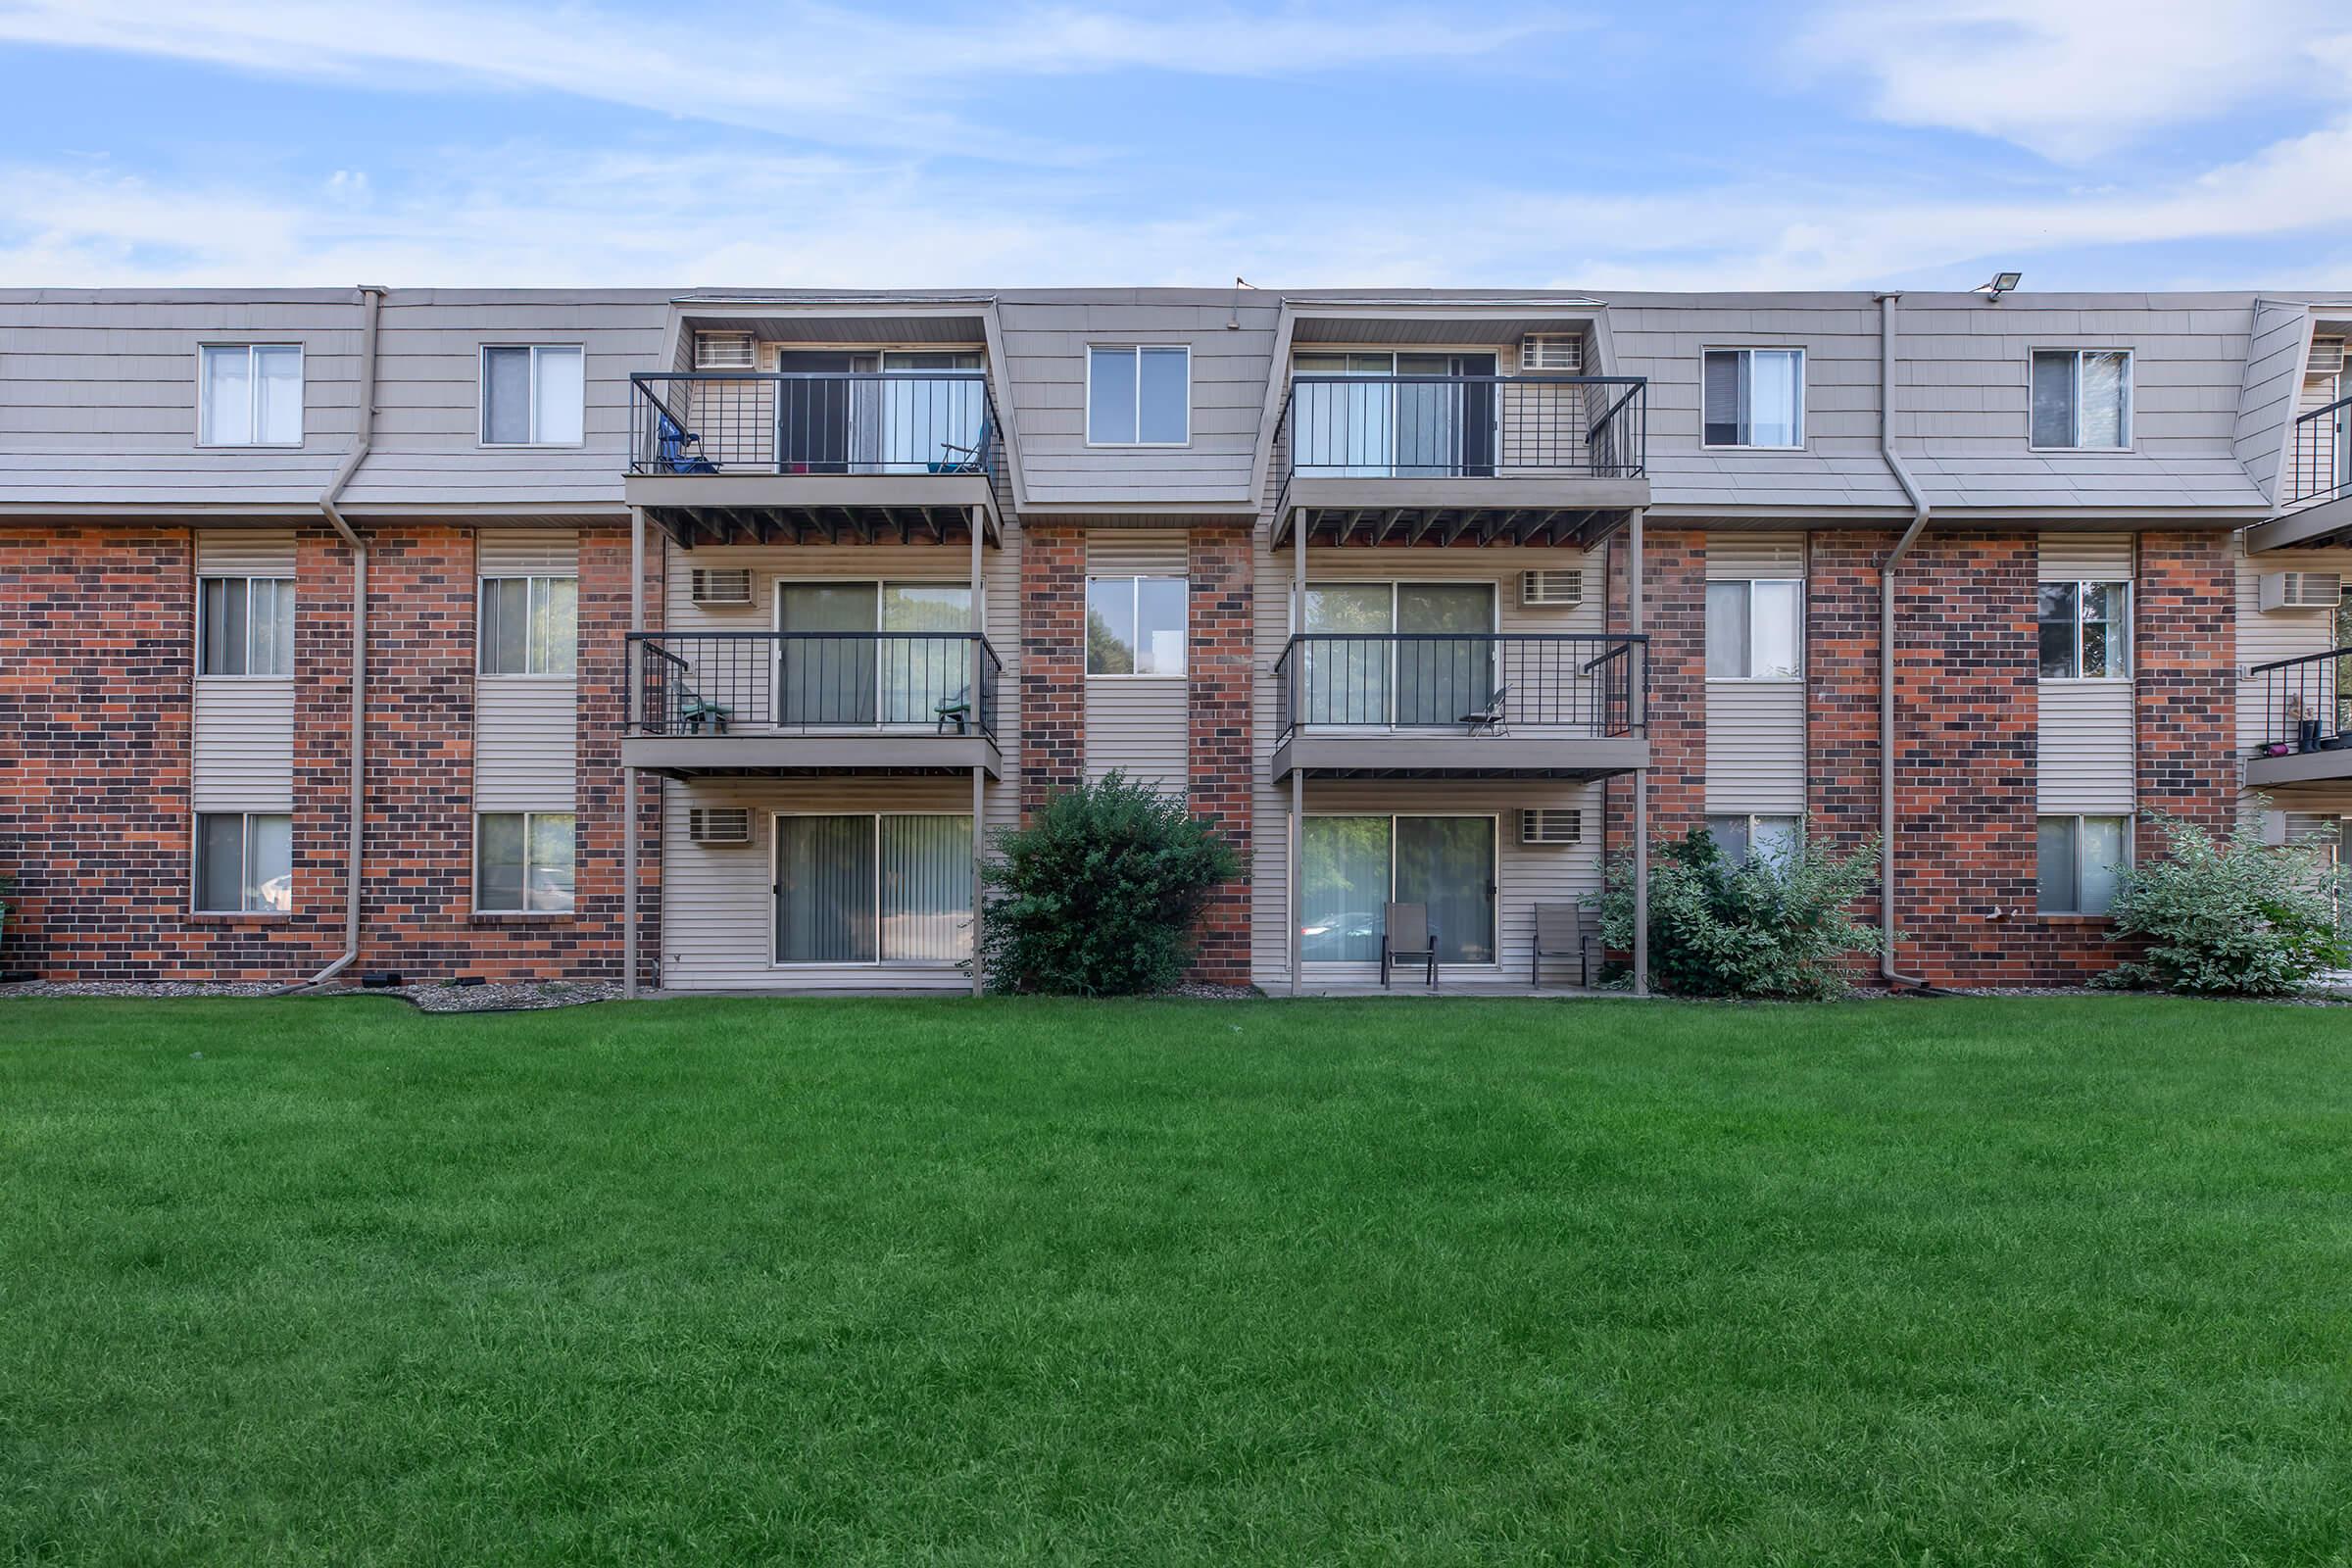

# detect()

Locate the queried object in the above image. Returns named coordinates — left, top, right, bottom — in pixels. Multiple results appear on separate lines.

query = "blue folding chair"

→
left=656, top=410, right=717, bottom=474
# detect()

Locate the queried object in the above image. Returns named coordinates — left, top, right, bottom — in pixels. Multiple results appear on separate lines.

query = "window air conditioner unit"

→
left=1521, top=567, right=1585, bottom=608
left=689, top=567, right=754, bottom=607
left=2259, top=571, right=2342, bottom=612
left=687, top=808, right=752, bottom=846
left=1520, top=333, right=1584, bottom=372
left=1524, top=328, right=1580, bottom=368
left=695, top=332, right=756, bottom=370
left=2310, top=337, right=2346, bottom=376
left=1520, top=808, right=1583, bottom=846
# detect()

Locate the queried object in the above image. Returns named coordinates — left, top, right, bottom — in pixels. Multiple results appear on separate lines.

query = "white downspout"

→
left=288, top=283, right=385, bottom=990
left=1876, top=292, right=1930, bottom=990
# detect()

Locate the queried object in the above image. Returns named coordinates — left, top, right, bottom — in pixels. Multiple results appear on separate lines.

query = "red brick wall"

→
left=2135, top=531, right=2236, bottom=830
left=0, top=524, right=338, bottom=979
left=1186, top=524, right=1253, bottom=983
left=0, top=520, right=647, bottom=986
left=1018, top=524, right=1084, bottom=816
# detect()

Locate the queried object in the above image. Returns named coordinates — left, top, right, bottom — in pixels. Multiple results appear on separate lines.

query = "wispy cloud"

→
left=0, top=1, right=1569, bottom=161
left=1795, top=0, right=2350, bottom=163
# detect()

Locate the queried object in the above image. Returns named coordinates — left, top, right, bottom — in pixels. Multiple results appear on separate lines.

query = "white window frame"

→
left=2036, top=579, right=2132, bottom=682
left=479, top=344, right=586, bottom=448
left=1704, top=577, right=1804, bottom=681
left=473, top=810, right=577, bottom=914
left=1085, top=573, right=1190, bottom=678
left=192, top=809, right=293, bottom=914
left=1704, top=813, right=1802, bottom=869
left=1299, top=811, right=1503, bottom=969
left=196, top=343, right=304, bottom=448
left=1085, top=343, right=1192, bottom=448
left=1700, top=347, right=1806, bottom=451
left=768, top=809, right=975, bottom=969
left=2037, top=814, right=2132, bottom=915
left=196, top=574, right=296, bottom=679
left=477, top=573, right=578, bottom=678
left=2030, top=348, right=2134, bottom=452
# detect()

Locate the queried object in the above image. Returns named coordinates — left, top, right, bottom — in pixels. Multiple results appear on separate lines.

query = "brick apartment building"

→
left=2, top=285, right=2348, bottom=995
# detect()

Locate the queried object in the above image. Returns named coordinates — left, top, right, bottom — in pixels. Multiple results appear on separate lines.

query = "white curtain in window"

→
left=2078, top=352, right=2128, bottom=448
left=1747, top=351, right=1800, bottom=447
left=255, top=346, right=303, bottom=445
left=1301, top=817, right=1391, bottom=962
left=1750, top=580, right=1801, bottom=678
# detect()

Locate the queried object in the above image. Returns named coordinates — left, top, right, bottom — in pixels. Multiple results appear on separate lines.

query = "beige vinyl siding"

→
left=1085, top=529, right=1189, bottom=787
left=192, top=529, right=295, bottom=812
left=2037, top=533, right=2133, bottom=582
left=1704, top=532, right=1805, bottom=814
left=2035, top=534, right=2135, bottom=814
left=2037, top=684, right=2135, bottom=812
left=2286, top=365, right=2341, bottom=506
left=659, top=776, right=974, bottom=993
left=475, top=529, right=577, bottom=811
left=1286, top=778, right=1607, bottom=987
left=2235, top=531, right=2352, bottom=756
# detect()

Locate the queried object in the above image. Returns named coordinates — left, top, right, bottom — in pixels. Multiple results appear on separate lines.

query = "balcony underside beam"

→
left=642, top=502, right=988, bottom=551
left=1274, top=502, right=1636, bottom=552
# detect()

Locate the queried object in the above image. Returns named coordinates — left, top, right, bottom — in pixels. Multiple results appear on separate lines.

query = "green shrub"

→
left=2097, top=810, right=2347, bottom=996
left=979, top=772, right=1244, bottom=996
left=1597, top=826, right=1886, bottom=1000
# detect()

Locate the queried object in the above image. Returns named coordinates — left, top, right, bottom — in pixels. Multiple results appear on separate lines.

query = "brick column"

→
left=1187, top=523, right=1253, bottom=983
left=1804, top=530, right=1893, bottom=920
left=2135, top=530, right=2235, bottom=832
left=1019, top=524, right=1084, bottom=817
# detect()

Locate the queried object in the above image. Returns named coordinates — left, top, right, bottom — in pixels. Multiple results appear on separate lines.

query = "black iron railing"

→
left=2247, top=646, right=2352, bottom=755
left=628, top=371, right=1004, bottom=481
left=2286, top=393, right=2352, bottom=509
left=627, top=631, right=1000, bottom=740
left=1277, top=374, right=1645, bottom=497
left=1274, top=633, right=1646, bottom=739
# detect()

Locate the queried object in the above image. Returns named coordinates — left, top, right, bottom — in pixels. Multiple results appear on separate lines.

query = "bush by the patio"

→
left=979, top=772, right=1244, bottom=996
left=2097, top=811, right=2347, bottom=996
left=1597, top=825, right=1885, bottom=1000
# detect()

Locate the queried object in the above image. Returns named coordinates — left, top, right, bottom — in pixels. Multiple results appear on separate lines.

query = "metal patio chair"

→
left=1381, top=902, right=1440, bottom=990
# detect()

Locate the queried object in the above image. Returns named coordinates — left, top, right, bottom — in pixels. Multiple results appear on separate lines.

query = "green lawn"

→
left=4, top=996, right=2350, bottom=1566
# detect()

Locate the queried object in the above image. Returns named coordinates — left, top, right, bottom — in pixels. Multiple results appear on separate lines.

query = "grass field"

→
left=4, top=994, right=2350, bottom=1565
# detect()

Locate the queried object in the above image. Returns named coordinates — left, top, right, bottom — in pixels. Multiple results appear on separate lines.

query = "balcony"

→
left=622, top=631, right=1003, bottom=777
left=2248, top=393, right=2352, bottom=551
left=2246, top=646, right=2352, bottom=789
left=1273, top=375, right=1648, bottom=551
left=624, top=371, right=1007, bottom=547
left=1271, top=633, right=1648, bottom=780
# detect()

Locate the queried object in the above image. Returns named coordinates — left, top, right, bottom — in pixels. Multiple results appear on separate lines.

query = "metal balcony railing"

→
left=627, top=632, right=1001, bottom=740
left=1276, top=374, right=1645, bottom=499
left=628, top=371, right=1004, bottom=481
left=1274, top=633, right=1646, bottom=739
left=2247, top=646, right=2352, bottom=756
left=2285, top=393, right=2352, bottom=509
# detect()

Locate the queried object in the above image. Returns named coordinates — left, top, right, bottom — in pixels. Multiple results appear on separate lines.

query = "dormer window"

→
left=199, top=344, right=303, bottom=447
left=1702, top=349, right=1803, bottom=449
left=2032, top=350, right=2132, bottom=450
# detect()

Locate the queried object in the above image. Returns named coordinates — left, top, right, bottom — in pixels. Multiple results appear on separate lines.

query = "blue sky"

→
left=1, top=0, right=2349, bottom=290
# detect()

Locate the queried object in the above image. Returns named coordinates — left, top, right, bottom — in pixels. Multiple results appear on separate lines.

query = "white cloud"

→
left=1797, top=0, right=2349, bottom=163
left=7, top=112, right=2352, bottom=292
left=0, top=1, right=1567, bottom=161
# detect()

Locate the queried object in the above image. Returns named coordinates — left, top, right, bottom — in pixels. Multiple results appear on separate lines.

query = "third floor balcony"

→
left=625, top=369, right=1007, bottom=548
left=1274, top=371, right=1648, bottom=552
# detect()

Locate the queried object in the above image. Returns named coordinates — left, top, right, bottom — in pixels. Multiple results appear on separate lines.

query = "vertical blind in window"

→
left=479, top=576, right=578, bottom=675
left=199, top=577, right=295, bottom=676
left=775, top=814, right=973, bottom=964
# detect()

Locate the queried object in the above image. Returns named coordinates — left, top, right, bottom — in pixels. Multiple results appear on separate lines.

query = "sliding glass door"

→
left=777, top=581, right=974, bottom=728
left=1299, top=581, right=1496, bottom=727
left=775, top=812, right=973, bottom=964
left=1298, top=814, right=1496, bottom=966
left=872, top=350, right=984, bottom=473
left=1292, top=352, right=1497, bottom=476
